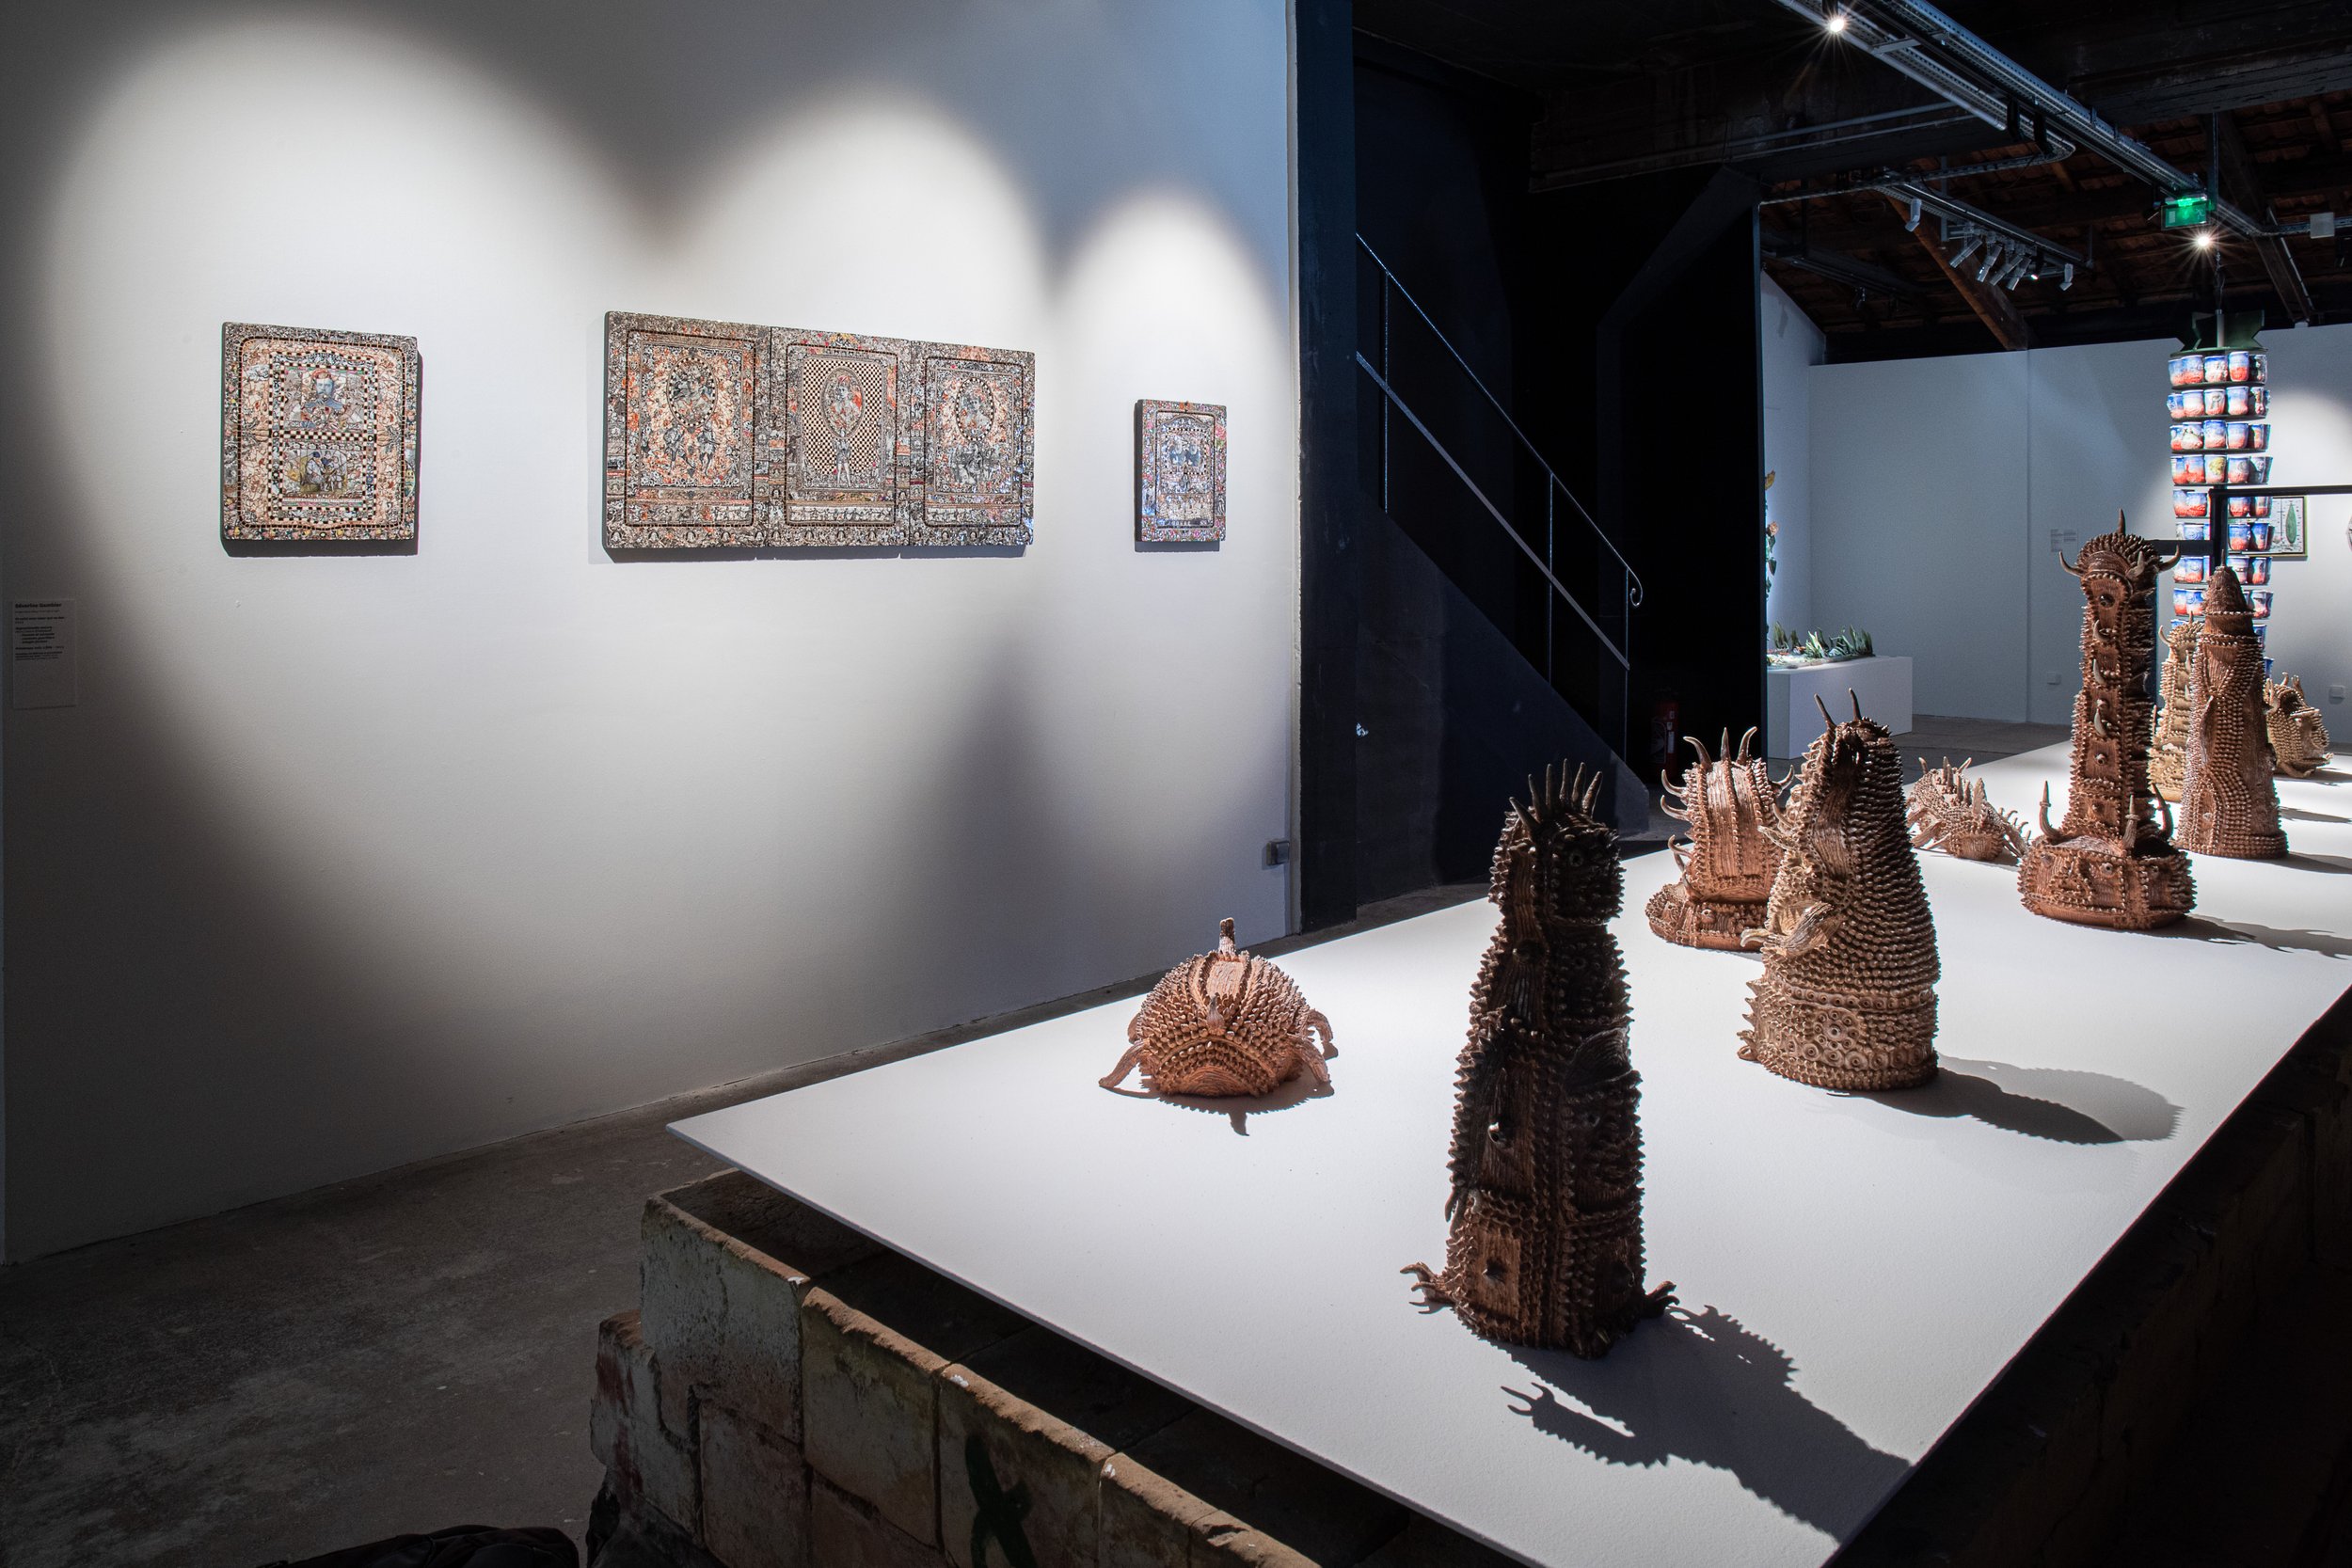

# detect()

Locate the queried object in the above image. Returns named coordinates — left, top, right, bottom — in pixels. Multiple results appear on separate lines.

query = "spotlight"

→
left=2061, top=261, right=2075, bottom=291
left=1976, top=241, right=2002, bottom=282
left=1825, top=9, right=1850, bottom=33
left=1905, top=197, right=1923, bottom=231
left=2193, top=229, right=2217, bottom=251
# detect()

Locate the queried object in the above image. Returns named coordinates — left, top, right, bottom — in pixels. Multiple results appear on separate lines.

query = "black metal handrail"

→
left=1355, top=234, right=1640, bottom=756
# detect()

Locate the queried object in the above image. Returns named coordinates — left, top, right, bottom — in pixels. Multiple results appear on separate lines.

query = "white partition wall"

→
left=1806, top=327, right=2352, bottom=724
left=0, top=2, right=1298, bottom=1259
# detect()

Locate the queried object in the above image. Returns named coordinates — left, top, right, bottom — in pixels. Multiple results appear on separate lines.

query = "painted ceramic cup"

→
left=2176, top=553, right=2208, bottom=583
left=2251, top=352, right=2268, bottom=383
left=2250, top=387, right=2268, bottom=416
left=2252, top=495, right=2272, bottom=517
left=2229, top=350, right=2252, bottom=383
left=2246, top=556, right=2273, bottom=585
left=2179, top=519, right=2211, bottom=540
left=2227, top=494, right=2252, bottom=518
left=2250, top=623, right=2268, bottom=647
left=2228, top=519, right=2255, bottom=550
left=2176, top=488, right=2211, bottom=517
left=2172, top=586, right=2201, bottom=616
left=2250, top=455, right=2272, bottom=483
left=2169, top=354, right=2200, bottom=387
left=2249, top=590, right=2272, bottom=618
left=2249, top=522, right=2273, bottom=551
left=2226, top=421, right=2252, bottom=450
left=2225, top=455, right=2258, bottom=484
left=2171, top=423, right=2199, bottom=451
left=2205, top=355, right=2231, bottom=385
left=2228, top=552, right=2258, bottom=581
left=2205, top=419, right=2231, bottom=449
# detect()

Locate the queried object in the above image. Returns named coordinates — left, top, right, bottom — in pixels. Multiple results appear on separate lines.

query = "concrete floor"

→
left=5, top=867, right=2347, bottom=1568
left=0, top=889, right=1470, bottom=1567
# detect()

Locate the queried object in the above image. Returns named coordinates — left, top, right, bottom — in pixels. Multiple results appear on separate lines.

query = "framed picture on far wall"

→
left=2269, top=495, right=2309, bottom=557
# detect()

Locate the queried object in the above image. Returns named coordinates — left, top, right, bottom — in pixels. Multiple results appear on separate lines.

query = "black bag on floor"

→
left=262, top=1525, right=578, bottom=1568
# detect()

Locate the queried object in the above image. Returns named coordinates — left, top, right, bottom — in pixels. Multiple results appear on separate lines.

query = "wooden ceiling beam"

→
left=1883, top=192, right=2033, bottom=350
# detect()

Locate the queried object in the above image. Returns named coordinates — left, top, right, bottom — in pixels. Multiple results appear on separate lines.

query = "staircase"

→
left=1351, top=236, right=1651, bottom=897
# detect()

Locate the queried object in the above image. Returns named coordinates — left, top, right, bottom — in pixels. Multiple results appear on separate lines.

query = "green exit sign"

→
left=2162, top=192, right=2215, bottom=229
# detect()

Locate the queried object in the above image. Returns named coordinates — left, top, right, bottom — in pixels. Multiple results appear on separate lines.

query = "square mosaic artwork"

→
left=603, top=311, right=763, bottom=548
left=769, top=328, right=914, bottom=546
left=221, top=323, right=420, bottom=544
left=909, top=343, right=1036, bottom=547
left=1136, top=399, right=1227, bottom=544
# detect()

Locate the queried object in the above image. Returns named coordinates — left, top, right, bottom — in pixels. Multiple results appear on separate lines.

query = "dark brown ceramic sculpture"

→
left=2178, top=567, right=2286, bottom=860
left=2149, top=617, right=2197, bottom=802
left=2265, top=673, right=2332, bottom=779
left=1405, top=766, right=1672, bottom=1358
left=1740, top=695, right=1939, bottom=1091
left=1645, top=728, right=1785, bottom=950
left=1906, top=757, right=2027, bottom=863
left=2017, top=523, right=2195, bottom=929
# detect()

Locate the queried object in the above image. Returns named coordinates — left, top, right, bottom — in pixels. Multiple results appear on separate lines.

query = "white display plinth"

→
left=1767, top=654, right=1913, bottom=755
left=676, top=745, right=2350, bottom=1568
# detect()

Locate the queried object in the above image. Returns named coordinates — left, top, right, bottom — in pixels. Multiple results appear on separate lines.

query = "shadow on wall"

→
left=7, top=0, right=1296, bottom=1256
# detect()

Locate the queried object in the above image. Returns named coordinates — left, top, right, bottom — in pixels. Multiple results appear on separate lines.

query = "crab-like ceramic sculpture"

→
left=1645, top=727, right=1785, bottom=950
left=1102, top=919, right=1335, bottom=1098
left=1906, top=757, right=2027, bottom=863
left=2266, top=673, right=2333, bottom=779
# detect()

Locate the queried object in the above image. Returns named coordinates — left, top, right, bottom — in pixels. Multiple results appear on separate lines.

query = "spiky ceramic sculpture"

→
left=1739, top=694, right=1939, bottom=1092
left=1906, top=758, right=2027, bottom=863
left=2266, top=674, right=2333, bottom=779
left=2017, top=522, right=2195, bottom=929
left=1102, top=919, right=1335, bottom=1097
left=1645, top=727, right=1785, bottom=950
left=2149, top=618, right=2197, bottom=802
left=1405, top=766, right=1672, bottom=1358
left=2179, top=568, right=2286, bottom=860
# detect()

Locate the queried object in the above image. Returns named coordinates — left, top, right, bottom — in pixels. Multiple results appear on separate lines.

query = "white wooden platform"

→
left=676, top=743, right=2351, bottom=1568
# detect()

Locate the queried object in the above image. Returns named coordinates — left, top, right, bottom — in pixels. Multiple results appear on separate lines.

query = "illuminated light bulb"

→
left=1825, top=10, right=1850, bottom=32
left=2193, top=229, right=2217, bottom=251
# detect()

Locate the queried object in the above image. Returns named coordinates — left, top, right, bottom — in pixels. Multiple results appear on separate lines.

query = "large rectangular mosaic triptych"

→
left=603, top=311, right=1032, bottom=550
left=221, top=323, right=420, bottom=544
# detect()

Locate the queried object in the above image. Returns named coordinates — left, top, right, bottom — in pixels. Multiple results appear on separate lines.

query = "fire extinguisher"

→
left=1650, top=692, right=1680, bottom=771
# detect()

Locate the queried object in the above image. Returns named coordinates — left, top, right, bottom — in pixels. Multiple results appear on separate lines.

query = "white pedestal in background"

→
left=1768, top=654, right=1913, bottom=756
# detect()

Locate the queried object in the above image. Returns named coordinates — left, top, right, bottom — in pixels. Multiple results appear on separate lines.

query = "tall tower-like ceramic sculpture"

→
left=2149, top=618, right=2198, bottom=802
left=2018, top=522, right=2195, bottom=929
left=1406, top=767, right=1671, bottom=1358
left=1739, top=695, right=1939, bottom=1091
left=2179, top=567, right=2287, bottom=859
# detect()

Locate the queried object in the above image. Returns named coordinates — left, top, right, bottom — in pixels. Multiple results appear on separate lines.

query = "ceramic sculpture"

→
left=1740, top=694, right=1939, bottom=1091
left=1645, top=728, right=1784, bottom=950
left=2266, top=674, right=2333, bottom=778
left=1405, top=766, right=1672, bottom=1357
left=2179, top=568, right=2286, bottom=859
left=1905, top=758, right=2026, bottom=863
left=1101, top=920, right=1334, bottom=1098
left=2149, top=618, right=2198, bottom=801
left=2018, top=523, right=2195, bottom=929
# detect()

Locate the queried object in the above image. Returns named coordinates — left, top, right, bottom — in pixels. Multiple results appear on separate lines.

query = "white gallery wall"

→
left=1807, top=325, right=2352, bottom=725
left=1761, top=276, right=1829, bottom=637
left=0, top=1, right=1298, bottom=1259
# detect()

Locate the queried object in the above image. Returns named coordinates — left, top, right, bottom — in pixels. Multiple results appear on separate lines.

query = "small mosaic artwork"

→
left=1136, top=400, right=1227, bottom=543
left=221, top=323, right=419, bottom=543
left=911, top=343, right=1035, bottom=546
left=771, top=328, right=913, bottom=546
left=602, top=314, right=1032, bottom=550
left=603, top=311, right=762, bottom=548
